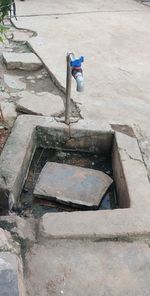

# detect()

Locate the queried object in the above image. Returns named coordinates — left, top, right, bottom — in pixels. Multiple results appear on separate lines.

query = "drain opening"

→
left=20, top=148, right=118, bottom=218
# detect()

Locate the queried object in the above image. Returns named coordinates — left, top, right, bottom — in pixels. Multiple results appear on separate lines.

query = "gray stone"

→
left=3, top=52, right=42, bottom=71
left=4, top=74, right=26, bottom=92
left=34, top=162, right=113, bottom=208
left=0, top=252, right=25, bottom=296
left=16, top=91, right=64, bottom=116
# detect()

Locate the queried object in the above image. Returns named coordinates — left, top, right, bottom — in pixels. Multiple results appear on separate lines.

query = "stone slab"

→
left=3, top=52, right=42, bottom=71
left=33, top=162, right=113, bottom=208
left=0, top=252, right=25, bottom=296
left=4, top=74, right=26, bottom=92
left=25, top=240, right=150, bottom=296
left=16, top=91, right=64, bottom=116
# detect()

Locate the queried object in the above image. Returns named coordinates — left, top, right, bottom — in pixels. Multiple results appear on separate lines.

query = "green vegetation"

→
left=0, top=0, right=12, bottom=42
left=0, top=24, right=6, bottom=42
left=0, top=0, right=12, bottom=23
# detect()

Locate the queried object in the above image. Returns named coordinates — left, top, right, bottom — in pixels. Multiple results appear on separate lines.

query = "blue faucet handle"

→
left=70, top=56, right=84, bottom=68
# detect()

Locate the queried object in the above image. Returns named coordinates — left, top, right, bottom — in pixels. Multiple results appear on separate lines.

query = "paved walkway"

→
left=13, top=0, right=150, bottom=175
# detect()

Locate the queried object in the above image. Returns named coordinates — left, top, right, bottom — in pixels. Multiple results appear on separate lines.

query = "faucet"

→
left=65, top=52, right=84, bottom=125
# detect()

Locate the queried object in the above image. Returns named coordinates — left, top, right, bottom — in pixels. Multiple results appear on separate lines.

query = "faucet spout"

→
left=72, top=68, right=84, bottom=92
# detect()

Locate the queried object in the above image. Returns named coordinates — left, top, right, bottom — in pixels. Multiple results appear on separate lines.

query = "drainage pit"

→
left=20, top=148, right=118, bottom=217
left=0, top=116, right=149, bottom=238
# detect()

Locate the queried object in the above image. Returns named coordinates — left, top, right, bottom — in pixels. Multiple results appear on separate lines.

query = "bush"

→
left=0, top=0, right=12, bottom=23
left=0, top=0, right=13, bottom=43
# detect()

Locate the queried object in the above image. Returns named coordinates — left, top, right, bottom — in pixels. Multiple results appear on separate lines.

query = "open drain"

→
left=20, top=149, right=118, bottom=217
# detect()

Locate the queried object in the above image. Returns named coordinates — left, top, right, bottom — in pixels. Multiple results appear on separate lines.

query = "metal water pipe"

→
left=65, top=53, right=84, bottom=125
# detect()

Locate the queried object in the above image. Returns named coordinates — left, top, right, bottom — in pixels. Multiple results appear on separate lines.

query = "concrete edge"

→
left=38, top=208, right=150, bottom=240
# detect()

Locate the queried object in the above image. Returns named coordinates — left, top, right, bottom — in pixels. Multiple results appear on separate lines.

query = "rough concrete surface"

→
left=39, top=208, right=150, bottom=239
left=16, top=91, right=64, bottom=116
left=34, top=162, right=113, bottom=208
left=0, top=252, right=25, bottom=296
left=3, top=52, right=42, bottom=71
left=25, top=240, right=150, bottom=296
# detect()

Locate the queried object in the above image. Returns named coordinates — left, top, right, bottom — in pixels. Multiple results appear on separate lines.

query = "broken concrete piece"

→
left=4, top=74, right=26, bottom=92
left=16, top=91, right=64, bottom=116
left=3, top=52, right=42, bottom=71
left=0, top=252, right=25, bottom=296
left=34, top=162, right=113, bottom=209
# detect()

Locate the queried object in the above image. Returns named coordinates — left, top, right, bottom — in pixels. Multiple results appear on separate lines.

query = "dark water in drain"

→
left=20, top=148, right=118, bottom=218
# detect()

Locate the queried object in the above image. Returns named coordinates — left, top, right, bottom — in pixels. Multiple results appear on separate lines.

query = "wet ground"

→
left=20, top=148, right=118, bottom=218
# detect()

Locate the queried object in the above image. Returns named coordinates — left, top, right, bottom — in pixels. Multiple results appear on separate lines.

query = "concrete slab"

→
left=39, top=208, right=150, bottom=240
left=3, top=52, right=42, bottom=71
left=33, top=162, right=113, bottom=208
left=16, top=91, right=64, bottom=117
left=0, top=252, right=25, bottom=296
left=25, top=240, right=150, bottom=296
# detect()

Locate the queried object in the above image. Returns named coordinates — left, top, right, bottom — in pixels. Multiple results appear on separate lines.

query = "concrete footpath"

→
left=14, top=0, right=150, bottom=176
left=8, top=0, right=150, bottom=295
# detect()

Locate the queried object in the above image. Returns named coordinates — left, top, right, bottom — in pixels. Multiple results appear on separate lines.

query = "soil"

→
left=0, top=127, right=10, bottom=153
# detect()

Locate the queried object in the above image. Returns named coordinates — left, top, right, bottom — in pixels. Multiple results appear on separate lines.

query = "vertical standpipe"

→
left=65, top=53, right=84, bottom=125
